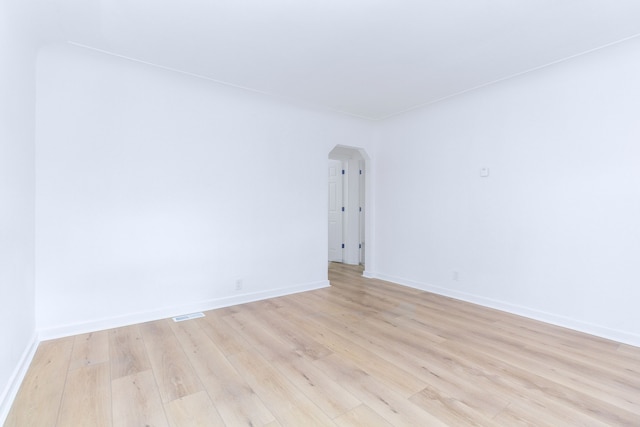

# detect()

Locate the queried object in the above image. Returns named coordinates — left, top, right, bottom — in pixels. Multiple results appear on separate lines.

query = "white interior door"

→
left=359, top=160, right=365, bottom=265
left=328, top=160, right=343, bottom=262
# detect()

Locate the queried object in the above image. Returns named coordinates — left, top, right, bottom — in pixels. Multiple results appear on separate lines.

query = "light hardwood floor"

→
left=5, top=263, right=640, bottom=426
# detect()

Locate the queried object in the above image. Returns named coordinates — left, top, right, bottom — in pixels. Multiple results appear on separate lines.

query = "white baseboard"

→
left=375, top=273, right=640, bottom=348
left=0, top=334, right=38, bottom=426
left=38, top=280, right=330, bottom=341
left=362, top=270, right=376, bottom=279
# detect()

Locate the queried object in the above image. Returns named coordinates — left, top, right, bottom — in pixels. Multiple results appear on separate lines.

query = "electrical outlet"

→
left=235, top=279, right=243, bottom=291
left=452, top=271, right=459, bottom=281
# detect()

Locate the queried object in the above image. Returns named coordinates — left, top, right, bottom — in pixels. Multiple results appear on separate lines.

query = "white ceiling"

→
left=39, top=0, right=640, bottom=120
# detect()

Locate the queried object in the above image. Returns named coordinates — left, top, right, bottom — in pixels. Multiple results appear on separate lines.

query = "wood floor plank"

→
left=440, top=330, right=640, bottom=418
left=304, top=307, right=512, bottom=421
left=270, top=354, right=361, bottom=419
left=57, top=363, right=112, bottom=427
left=6, top=263, right=640, bottom=426
left=220, top=309, right=361, bottom=418
left=399, top=301, right=640, bottom=402
left=196, top=310, right=253, bottom=357
left=491, top=403, right=550, bottom=427
left=109, top=324, right=151, bottom=380
left=170, top=317, right=277, bottom=426
left=314, top=353, right=448, bottom=427
left=169, top=318, right=237, bottom=378
left=228, top=349, right=336, bottom=426
left=240, top=304, right=333, bottom=360
left=271, top=303, right=429, bottom=398
left=617, top=343, right=640, bottom=358
left=139, top=319, right=203, bottom=403
left=4, top=337, right=74, bottom=427
left=408, top=386, right=503, bottom=427
left=199, top=373, right=277, bottom=427
left=438, top=339, right=637, bottom=426
left=222, top=310, right=297, bottom=361
left=69, top=331, right=110, bottom=371
left=492, top=397, right=615, bottom=427
left=333, top=404, right=393, bottom=427
left=112, top=369, right=168, bottom=427
left=488, top=320, right=640, bottom=383
left=165, top=390, right=225, bottom=427
left=316, top=315, right=512, bottom=419
left=388, top=312, right=640, bottom=421
left=382, top=310, right=632, bottom=425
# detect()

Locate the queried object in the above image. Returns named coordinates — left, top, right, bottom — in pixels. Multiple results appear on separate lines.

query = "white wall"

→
left=0, top=0, right=38, bottom=421
left=35, top=44, right=373, bottom=337
left=374, top=37, right=640, bottom=346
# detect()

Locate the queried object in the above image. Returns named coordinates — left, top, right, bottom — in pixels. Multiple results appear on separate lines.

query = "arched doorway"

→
left=328, top=145, right=370, bottom=270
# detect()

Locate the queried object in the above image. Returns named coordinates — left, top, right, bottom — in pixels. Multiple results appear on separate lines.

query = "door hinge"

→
left=359, top=243, right=362, bottom=249
left=359, top=169, right=362, bottom=175
left=341, top=244, right=345, bottom=249
left=342, top=169, right=345, bottom=175
left=341, top=207, right=345, bottom=212
left=359, top=207, right=362, bottom=212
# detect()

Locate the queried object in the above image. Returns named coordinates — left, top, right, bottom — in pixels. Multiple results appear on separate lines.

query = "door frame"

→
left=328, top=145, right=372, bottom=274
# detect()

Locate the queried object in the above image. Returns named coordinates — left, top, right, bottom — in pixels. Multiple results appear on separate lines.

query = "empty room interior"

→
left=2, top=1, right=640, bottom=425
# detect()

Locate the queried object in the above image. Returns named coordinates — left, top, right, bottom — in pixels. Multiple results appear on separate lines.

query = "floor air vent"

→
left=172, top=312, right=205, bottom=322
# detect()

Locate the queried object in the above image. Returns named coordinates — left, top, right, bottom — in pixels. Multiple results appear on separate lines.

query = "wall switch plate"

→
left=480, top=168, right=490, bottom=177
